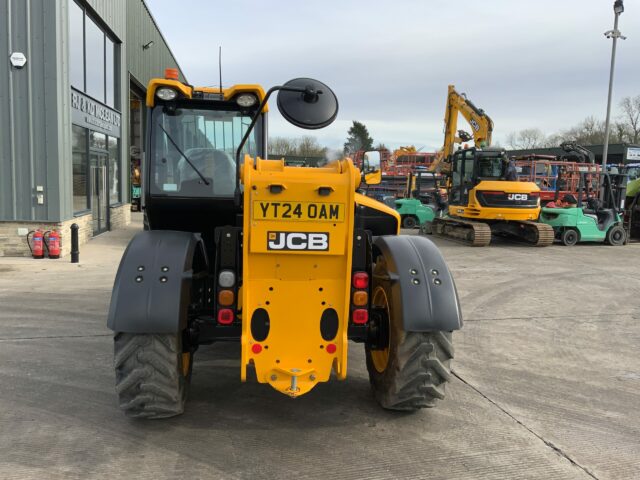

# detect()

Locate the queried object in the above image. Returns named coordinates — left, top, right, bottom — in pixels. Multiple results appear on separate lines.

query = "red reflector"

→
left=352, top=309, right=368, bottom=324
left=482, top=191, right=502, bottom=195
left=352, top=272, right=369, bottom=289
left=217, top=308, right=234, bottom=325
left=251, top=343, right=262, bottom=354
left=326, top=343, right=337, bottom=354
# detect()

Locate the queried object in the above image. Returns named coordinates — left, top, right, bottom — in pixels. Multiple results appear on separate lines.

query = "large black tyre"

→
left=561, top=228, right=579, bottom=246
left=365, top=256, right=453, bottom=411
left=114, top=333, right=192, bottom=419
left=402, top=215, right=418, bottom=229
left=605, top=225, right=626, bottom=246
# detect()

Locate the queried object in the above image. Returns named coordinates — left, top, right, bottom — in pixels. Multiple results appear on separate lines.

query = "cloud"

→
left=147, top=0, right=640, bottom=150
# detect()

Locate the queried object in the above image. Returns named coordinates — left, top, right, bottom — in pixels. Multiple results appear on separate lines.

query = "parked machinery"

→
left=426, top=86, right=553, bottom=246
left=107, top=71, right=463, bottom=418
left=540, top=173, right=627, bottom=246
left=623, top=163, right=640, bottom=239
left=514, top=155, right=601, bottom=204
left=395, top=170, right=445, bottom=229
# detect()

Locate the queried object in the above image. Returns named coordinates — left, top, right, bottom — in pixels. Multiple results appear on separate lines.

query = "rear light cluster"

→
left=217, top=270, right=237, bottom=325
left=351, top=272, right=369, bottom=324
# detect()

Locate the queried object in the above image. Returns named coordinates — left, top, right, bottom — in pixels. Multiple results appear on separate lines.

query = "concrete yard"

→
left=0, top=215, right=638, bottom=480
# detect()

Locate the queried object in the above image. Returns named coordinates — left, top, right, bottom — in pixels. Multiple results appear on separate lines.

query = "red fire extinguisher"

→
left=44, top=230, right=61, bottom=259
left=27, top=230, right=45, bottom=259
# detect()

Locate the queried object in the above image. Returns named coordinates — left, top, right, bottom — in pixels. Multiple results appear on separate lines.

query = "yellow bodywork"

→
left=146, top=78, right=267, bottom=111
left=431, top=85, right=494, bottom=173
left=240, top=157, right=366, bottom=397
left=449, top=180, right=541, bottom=221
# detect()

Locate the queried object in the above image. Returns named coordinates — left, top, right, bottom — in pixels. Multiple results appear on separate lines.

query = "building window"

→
left=69, top=1, right=84, bottom=90
left=105, top=38, right=115, bottom=108
left=72, top=125, right=89, bottom=213
left=85, top=16, right=105, bottom=102
left=108, top=136, right=120, bottom=204
left=69, top=1, right=117, bottom=106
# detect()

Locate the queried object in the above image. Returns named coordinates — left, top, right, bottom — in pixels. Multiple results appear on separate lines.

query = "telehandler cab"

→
left=107, top=71, right=462, bottom=418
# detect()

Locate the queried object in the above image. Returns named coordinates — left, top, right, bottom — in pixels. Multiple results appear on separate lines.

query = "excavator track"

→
left=516, top=221, right=555, bottom=247
left=428, top=218, right=555, bottom=247
left=430, top=217, right=493, bottom=247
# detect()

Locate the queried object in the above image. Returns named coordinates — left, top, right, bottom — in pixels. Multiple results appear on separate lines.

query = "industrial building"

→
left=0, top=0, right=186, bottom=256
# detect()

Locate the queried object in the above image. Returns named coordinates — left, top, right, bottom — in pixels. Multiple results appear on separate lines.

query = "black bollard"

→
left=70, top=223, right=79, bottom=263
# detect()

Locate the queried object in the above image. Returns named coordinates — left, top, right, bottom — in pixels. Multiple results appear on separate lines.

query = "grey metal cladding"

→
left=0, top=0, right=185, bottom=223
left=0, top=0, right=65, bottom=222
left=107, top=230, right=206, bottom=333
left=373, top=235, right=463, bottom=332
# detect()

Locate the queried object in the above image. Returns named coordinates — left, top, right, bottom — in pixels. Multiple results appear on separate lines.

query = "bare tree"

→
left=505, top=128, right=548, bottom=149
left=269, top=136, right=298, bottom=156
left=297, top=135, right=328, bottom=157
left=269, top=135, right=328, bottom=157
left=618, top=95, right=640, bottom=143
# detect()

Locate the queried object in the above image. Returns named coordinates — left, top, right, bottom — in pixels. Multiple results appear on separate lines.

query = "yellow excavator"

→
left=427, top=85, right=553, bottom=246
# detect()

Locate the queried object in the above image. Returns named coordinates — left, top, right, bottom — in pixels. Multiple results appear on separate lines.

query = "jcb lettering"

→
left=267, top=232, right=329, bottom=251
left=507, top=194, right=528, bottom=201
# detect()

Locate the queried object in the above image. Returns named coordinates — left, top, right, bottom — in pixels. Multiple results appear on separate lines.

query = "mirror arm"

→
left=233, top=85, right=310, bottom=207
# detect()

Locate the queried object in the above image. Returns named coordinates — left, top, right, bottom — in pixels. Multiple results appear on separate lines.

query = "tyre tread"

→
left=114, top=333, right=188, bottom=419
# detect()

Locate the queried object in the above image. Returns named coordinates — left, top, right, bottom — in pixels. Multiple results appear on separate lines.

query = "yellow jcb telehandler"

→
left=107, top=71, right=462, bottom=418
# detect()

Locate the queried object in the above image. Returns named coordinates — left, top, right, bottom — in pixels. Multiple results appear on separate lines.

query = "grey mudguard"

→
left=107, top=230, right=206, bottom=333
left=373, top=235, right=462, bottom=332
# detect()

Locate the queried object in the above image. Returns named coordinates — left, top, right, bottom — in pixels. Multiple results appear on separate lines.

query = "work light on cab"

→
left=236, top=93, right=258, bottom=108
left=156, top=87, right=178, bottom=101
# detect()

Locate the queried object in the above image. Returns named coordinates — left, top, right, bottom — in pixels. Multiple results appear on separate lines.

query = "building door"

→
left=90, top=153, right=109, bottom=235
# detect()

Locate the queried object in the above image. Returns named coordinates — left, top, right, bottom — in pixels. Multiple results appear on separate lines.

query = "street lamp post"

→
left=601, top=0, right=626, bottom=176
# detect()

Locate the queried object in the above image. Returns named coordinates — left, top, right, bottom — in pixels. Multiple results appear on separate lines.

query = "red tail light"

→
left=217, top=308, right=234, bottom=325
left=352, top=272, right=369, bottom=289
left=352, top=309, right=368, bottom=324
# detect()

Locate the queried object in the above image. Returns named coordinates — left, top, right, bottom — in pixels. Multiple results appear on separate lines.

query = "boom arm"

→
left=431, top=85, right=494, bottom=172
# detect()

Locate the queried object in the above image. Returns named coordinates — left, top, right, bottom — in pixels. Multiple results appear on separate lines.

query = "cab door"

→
left=450, top=149, right=475, bottom=207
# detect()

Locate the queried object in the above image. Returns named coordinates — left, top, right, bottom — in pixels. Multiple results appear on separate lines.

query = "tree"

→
left=268, top=135, right=328, bottom=158
left=297, top=135, right=328, bottom=157
left=343, top=121, right=374, bottom=155
left=618, top=95, right=640, bottom=143
left=269, top=136, right=298, bottom=156
left=505, top=128, right=548, bottom=149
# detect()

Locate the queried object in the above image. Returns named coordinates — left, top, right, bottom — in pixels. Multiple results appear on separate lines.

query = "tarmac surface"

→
left=0, top=213, right=639, bottom=480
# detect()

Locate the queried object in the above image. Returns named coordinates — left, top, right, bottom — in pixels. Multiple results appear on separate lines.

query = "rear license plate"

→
left=253, top=201, right=344, bottom=222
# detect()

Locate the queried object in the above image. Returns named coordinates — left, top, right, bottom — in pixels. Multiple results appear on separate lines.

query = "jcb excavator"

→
left=106, top=70, right=462, bottom=418
left=428, top=85, right=553, bottom=246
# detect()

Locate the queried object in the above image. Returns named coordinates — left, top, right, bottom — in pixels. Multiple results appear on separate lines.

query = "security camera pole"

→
left=601, top=0, right=626, bottom=179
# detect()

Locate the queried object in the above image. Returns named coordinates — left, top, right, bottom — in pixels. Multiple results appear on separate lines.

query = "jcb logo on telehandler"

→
left=507, top=194, right=528, bottom=201
left=267, top=232, right=329, bottom=251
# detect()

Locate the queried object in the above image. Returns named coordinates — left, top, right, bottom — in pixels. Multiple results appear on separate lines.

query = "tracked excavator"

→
left=427, top=85, right=553, bottom=246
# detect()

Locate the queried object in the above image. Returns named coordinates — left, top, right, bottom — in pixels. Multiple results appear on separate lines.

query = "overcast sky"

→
left=146, top=0, right=639, bottom=151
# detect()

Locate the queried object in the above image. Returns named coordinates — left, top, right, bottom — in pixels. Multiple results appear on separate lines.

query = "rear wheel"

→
left=402, top=216, right=418, bottom=229
left=606, top=225, right=626, bottom=246
left=365, top=256, right=453, bottom=411
left=114, top=332, right=192, bottom=418
left=561, top=228, right=579, bottom=246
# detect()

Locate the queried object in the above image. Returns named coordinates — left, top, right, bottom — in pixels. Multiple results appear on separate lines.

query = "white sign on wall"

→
left=9, top=52, right=27, bottom=68
left=627, top=147, right=640, bottom=161
left=71, top=88, right=121, bottom=138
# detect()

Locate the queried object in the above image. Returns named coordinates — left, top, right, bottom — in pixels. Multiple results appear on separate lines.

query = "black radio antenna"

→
left=218, top=46, right=223, bottom=93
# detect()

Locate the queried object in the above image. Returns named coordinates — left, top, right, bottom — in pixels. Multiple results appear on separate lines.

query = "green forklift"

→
left=539, top=172, right=627, bottom=246
left=395, top=170, right=445, bottom=229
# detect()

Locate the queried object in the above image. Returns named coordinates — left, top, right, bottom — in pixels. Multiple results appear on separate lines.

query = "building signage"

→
left=71, top=88, right=121, bottom=138
left=627, top=147, right=640, bottom=161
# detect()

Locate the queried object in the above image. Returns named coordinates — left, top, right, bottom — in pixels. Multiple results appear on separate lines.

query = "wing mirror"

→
left=361, top=150, right=382, bottom=185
